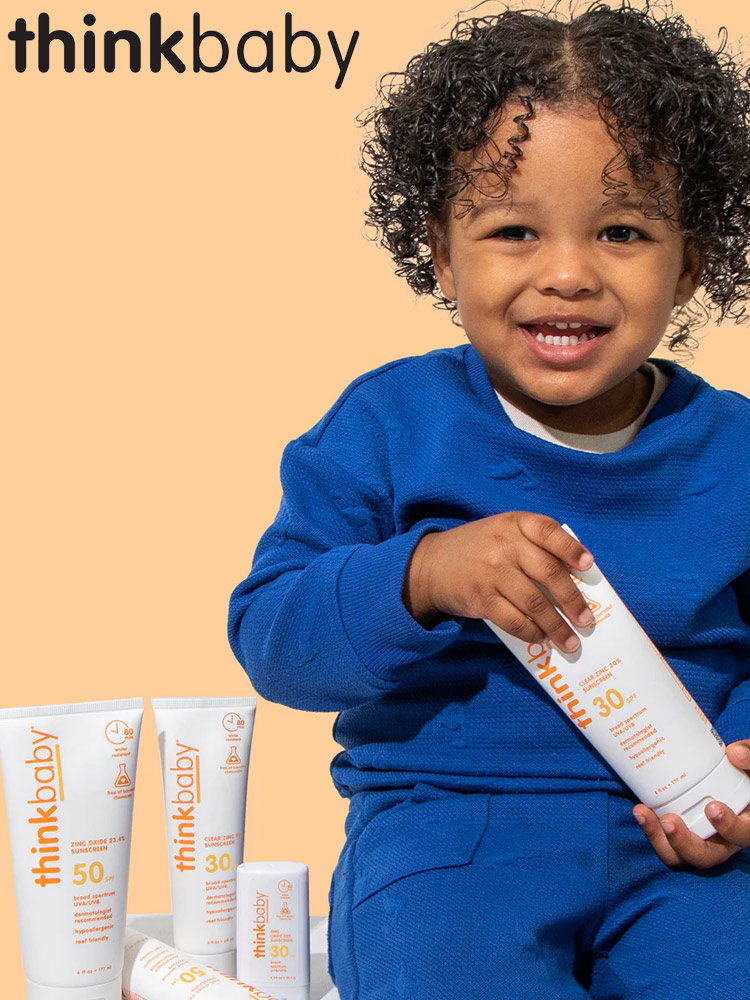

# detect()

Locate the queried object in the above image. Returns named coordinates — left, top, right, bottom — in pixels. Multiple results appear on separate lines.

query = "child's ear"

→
left=426, top=218, right=457, bottom=301
left=674, top=239, right=703, bottom=306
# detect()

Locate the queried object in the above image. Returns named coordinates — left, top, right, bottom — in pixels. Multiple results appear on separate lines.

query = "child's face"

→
left=428, top=100, right=702, bottom=433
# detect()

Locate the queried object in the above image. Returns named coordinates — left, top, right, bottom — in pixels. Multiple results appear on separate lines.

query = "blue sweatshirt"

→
left=228, top=345, right=750, bottom=799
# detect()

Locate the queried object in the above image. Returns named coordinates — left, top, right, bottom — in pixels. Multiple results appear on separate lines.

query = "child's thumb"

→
left=727, top=741, right=750, bottom=767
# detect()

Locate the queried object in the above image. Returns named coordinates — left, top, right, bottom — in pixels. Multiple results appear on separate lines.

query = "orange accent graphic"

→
left=55, top=743, right=65, bottom=802
left=581, top=593, right=601, bottom=614
left=222, top=712, right=245, bottom=733
left=115, top=763, right=132, bottom=787
left=105, top=719, right=133, bottom=745
left=226, top=745, right=241, bottom=765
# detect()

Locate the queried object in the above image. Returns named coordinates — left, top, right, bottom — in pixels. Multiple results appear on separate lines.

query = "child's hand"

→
left=632, top=741, right=750, bottom=868
left=403, top=512, right=595, bottom=651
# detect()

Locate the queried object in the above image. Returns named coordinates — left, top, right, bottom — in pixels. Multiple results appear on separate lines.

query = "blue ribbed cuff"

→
left=715, top=699, right=750, bottom=747
left=337, top=524, right=462, bottom=681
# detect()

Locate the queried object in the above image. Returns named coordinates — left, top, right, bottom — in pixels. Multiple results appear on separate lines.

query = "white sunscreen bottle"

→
left=122, top=929, right=285, bottom=1000
left=152, top=697, right=256, bottom=977
left=0, top=698, right=144, bottom=1000
left=484, top=526, right=750, bottom=838
left=236, top=862, right=310, bottom=1000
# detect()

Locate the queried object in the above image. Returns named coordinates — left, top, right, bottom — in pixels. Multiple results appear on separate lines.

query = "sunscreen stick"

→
left=153, top=697, right=256, bottom=976
left=122, top=929, right=285, bottom=1000
left=485, top=526, right=750, bottom=838
left=0, top=698, right=143, bottom=1000
left=236, top=863, right=310, bottom=1000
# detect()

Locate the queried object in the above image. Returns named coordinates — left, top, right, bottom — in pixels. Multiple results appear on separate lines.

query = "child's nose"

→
left=535, top=241, right=603, bottom=297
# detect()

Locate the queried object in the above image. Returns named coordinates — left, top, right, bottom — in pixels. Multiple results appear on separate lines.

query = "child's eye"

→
left=490, top=226, right=536, bottom=241
left=599, top=225, right=644, bottom=243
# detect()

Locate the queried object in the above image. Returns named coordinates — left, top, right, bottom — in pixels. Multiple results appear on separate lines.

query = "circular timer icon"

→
left=105, top=720, right=132, bottom=745
left=222, top=712, right=245, bottom=733
left=278, top=879, right=293, bottom=893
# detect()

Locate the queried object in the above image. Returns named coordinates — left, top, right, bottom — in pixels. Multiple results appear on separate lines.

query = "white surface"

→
left=127, top=914, right=340, bottom=1000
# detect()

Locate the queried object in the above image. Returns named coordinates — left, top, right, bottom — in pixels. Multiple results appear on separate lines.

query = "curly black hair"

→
left=358, top=0, right=750, bottom=356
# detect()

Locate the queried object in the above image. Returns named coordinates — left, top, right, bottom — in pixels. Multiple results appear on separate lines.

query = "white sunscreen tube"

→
left=485, top=526, right=750, bottom=839
left=122, top=929, right=285, bottom=1000
left=153, top=697, right=256, bottom=976
left=236, top=862, right=310, bottom=1000
left=0, top=698, right=144, bottom=1000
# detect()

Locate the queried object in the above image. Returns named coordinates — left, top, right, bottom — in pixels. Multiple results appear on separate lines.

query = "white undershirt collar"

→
left=493, top=361, right=671, bottom=453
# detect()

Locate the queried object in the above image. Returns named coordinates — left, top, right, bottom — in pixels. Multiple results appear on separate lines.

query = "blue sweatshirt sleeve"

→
left=227, top=412, right=462, bottom=711
left=714, top=568, right=750, bottom=746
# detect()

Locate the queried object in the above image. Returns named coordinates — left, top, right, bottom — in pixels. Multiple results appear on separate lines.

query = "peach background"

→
left=2, top=0, right=749, bottom=991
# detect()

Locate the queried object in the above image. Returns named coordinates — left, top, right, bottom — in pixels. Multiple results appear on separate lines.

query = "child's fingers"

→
left=517, top=544, right=597, bottom=635
left=495, top=569, right=584, bottom=652
left=700, top=800, right=750, bottom=849
left=516, top=513, right=594, bottom=572
left=633, top=805, right=741, bottom=869
left=484, top=591, right=547, bottom=645
left=656, top=811, right=742, bottom=868
left=726, top=741, right=750, bottom=771
left=502, top=570, right=580, bottom=652
left=632, top=806, right=684, bottom=867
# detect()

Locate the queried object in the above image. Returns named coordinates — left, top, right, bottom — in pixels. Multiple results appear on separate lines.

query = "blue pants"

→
left=327, top=783, right=750, bottom=999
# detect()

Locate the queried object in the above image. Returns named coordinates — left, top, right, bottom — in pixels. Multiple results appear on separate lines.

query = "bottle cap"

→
left=654, top=753, right=750, bottom=839
left=25, top=979, right=121, bottom=1000
left=178, top=949, right=236, bottom=977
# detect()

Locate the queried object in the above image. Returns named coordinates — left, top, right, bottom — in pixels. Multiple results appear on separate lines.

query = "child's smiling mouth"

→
left=518, top=318, right=612, bottom=363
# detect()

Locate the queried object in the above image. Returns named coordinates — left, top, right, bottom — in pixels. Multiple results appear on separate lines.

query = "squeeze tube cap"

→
left=653, top=753, right=750, bottom=839
left=180, top=949, right=236, bottom=977
left=25, top=978, right=121, bottom=1000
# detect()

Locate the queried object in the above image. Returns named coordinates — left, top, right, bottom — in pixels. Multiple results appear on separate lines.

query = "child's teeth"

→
left=534, top=331, right=590, bottom=345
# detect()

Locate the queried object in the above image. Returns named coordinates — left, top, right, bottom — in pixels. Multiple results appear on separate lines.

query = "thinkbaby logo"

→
left=7, top=11, right=360, bottom=87
left=170, top=740, right=200, bottom=873
left=252, top=891, right=269, bottom=959
left=524, top=641, right=594, bottom=731
left=26, top=727, right=62, bottom=888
